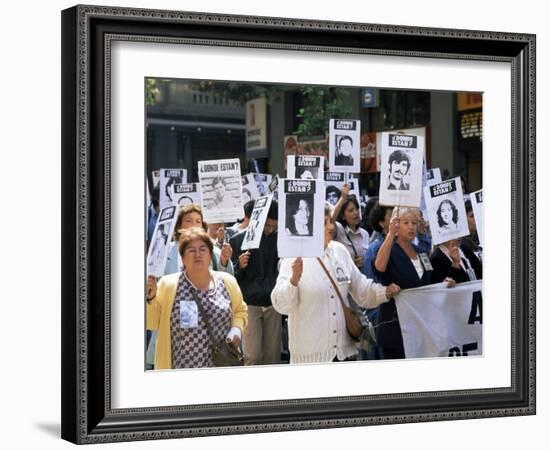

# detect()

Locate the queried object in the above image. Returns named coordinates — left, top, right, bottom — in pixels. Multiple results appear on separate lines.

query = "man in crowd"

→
left=230, top=200, right=281, bottom=365
left=387, top=150, right=411, bottom=190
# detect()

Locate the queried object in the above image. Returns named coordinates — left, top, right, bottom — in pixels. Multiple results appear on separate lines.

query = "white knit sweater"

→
left=271, top=240, right=388, bottom=364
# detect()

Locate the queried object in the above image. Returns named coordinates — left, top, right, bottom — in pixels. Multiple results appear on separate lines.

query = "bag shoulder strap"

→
left=189, top=288, right=218, bottom=350
left=316, top=257, right=347, bottom=310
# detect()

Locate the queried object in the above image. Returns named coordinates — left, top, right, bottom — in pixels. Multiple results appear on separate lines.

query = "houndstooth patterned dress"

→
left=170, top=272, right=232, bottom=368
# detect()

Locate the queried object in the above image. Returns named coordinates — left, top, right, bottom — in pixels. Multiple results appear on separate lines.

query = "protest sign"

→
left=172, top=183, right=201, bottom=207
left=424, top=177, right=469, bottom=245
left=379, top=132, right=424, bottom=207
left=395, top=281, right=483, bottom=358
left=254, top=173, right=272, bottom=196
left=277, top=178, right=325, bottom=257
left=470, top=189, right=484, bottom=247
left=323, top=172, right=361, bottom=218
left=151, top=170, right=160, bottom=188
left=241, top=195, right=273, bottom=250
left=146, top=206, right=177, bottom=277
left=198, top=158, right=244, bottom=223
left=286, top=155, right=325, bottom=180
left=426, top=168, right=442, bottom=186
left=268, top=174, right=279, bottom=193
left=329, top=119, right=361, bottom=173
left=159, top=169, right=187, bottom=209
left=241, top=174, right=262, bottom=203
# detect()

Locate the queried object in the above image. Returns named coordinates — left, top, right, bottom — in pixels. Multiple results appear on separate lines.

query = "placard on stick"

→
left=277, top=178, right=325, bottom=258
left=286, top=155, right=325, bottom=180
left=379, top=132, right=424, bottom=207
left=198, top=158, right=244, bottom=223
left=241, top=194, right=273, bottom=251
left=424, top=177, right=469, bottom=245
left=329, top=119, right=361, bottom=173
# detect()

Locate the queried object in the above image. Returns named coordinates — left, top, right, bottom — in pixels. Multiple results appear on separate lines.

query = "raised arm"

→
left=331, top=183, right=350, bottom=221
left=271, top=257, right=303, bottom=315
left=374, top=215, right=399, bottom=273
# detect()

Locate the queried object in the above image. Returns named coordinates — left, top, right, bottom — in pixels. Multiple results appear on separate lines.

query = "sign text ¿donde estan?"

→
left=430, top=179, right=457, bottom=197
left=284, top=180, right=316, bottom=194
left=389, top=134, right=418, bottom=148
left=199, top=161, right=239, bottom=173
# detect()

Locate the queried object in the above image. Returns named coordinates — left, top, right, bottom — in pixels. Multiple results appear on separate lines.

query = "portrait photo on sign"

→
left=241, top=173, right=262, bottom=202
left=277, top=178, right=325, bottom=258
left=198, top=158, right=244, bottom=223
left=379, top=132, right=424, bottom=207
left=146, top=205, right=177, bottom=277
left=286, top=155, right=324, bottom=180
left=159, top=168, right=187, bottom=209
left=241, top=194, right=274, bottom=250
left=424, top=177, right=470, bottom=245
left=329, top=118, right=361, bottom=173
left=172, top=183, right=201, bottom=207
left=145, top=77, right=484, bottom=370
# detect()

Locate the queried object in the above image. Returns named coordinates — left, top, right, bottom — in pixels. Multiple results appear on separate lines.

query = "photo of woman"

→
left=436, top=199, right=459, bottom=231
left=285, top=195, right=313, bottom=236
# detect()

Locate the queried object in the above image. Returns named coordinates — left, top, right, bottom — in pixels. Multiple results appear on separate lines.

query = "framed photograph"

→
left=61, top=4, right=535, bottom=444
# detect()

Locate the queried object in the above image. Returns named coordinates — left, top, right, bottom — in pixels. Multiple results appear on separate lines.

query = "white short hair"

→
left=391, top=206, right=420, bottom=220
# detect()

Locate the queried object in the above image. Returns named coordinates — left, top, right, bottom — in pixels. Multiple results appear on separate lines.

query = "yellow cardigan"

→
left=146, top=271, right=248, bottom=370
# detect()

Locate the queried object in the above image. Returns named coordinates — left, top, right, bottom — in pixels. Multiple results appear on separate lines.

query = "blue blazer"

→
left=373, top=242, right=432, bottom=351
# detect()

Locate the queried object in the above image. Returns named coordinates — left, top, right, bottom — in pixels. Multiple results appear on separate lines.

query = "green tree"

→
left=294, top=87, right=353, bottom=138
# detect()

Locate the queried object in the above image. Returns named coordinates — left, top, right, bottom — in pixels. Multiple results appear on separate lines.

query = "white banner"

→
left=395, top=280, right=483, bottom=358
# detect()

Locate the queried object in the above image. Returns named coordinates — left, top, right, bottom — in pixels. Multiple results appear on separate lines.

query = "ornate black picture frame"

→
left=61, top=4, right=536, bottom=444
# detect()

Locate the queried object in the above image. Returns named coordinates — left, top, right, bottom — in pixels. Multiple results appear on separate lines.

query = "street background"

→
left=0, top=0, right=545, bottom=448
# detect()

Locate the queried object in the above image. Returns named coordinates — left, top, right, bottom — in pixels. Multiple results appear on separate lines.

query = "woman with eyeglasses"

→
left=146, top=227, right=247, bottom=369
left=146, top=204, right=234, bottom=369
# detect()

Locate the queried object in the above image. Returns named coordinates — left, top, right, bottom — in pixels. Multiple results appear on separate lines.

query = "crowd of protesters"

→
left=145, top=176, right=483, bottom=369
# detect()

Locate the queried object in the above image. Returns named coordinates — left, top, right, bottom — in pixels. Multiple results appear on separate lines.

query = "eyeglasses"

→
left=185, top=246, right=210, bottom=256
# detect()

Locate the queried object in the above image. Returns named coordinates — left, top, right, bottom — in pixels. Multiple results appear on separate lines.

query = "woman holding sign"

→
left=146, top=228, right=247, bottom=369
left=373, top=207, right=456, bottom=359
left=271, top=203, right=400, bottom=364
left=331, top=183, right=369, bottom=270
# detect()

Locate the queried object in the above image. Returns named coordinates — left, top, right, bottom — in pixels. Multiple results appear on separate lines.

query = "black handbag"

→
left=190, top=288, right=244, bottom=367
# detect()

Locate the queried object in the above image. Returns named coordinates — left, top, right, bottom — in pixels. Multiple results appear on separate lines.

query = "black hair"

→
left=368, top=202, right=393, bottom=234
left=326, top=185, right=341, bottom=199
left=267, top=199, right=279, bottom=220
left=338, top=135, right=353, bottom=148
left=336, top=196, right=360, bottom=228
left=464, top=199, right=473, bottom=214
left=437, top=199, right=459, bottom=227
left=243, top=200, right=255, bottom=219
left=388, top=149, right=411, bottom=169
